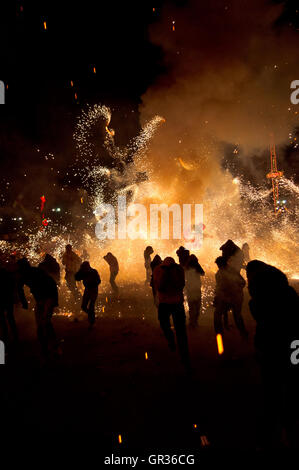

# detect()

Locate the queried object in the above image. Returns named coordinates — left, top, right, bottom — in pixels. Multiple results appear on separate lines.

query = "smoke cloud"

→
left=140, top=0, right=299, bottom=189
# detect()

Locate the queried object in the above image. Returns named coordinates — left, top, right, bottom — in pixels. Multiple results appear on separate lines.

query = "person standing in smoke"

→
left=176, top=246, right=190, bottom=269
left=242, top=242, right=251, bottom=264
left=150, top=254, right=162, bottom=307
left=103, top=252, right=119, bottom=295
left=62, top=244, right=81, bottom=313
left=17, top=258, right=59, bottom=358
left=75, top=261, right=101, bottom=327
left=220, top=239, right=245, bottom=273
left=185, top=254, right=205, bottom=328
left=39, top=253, right=61, bottom=285
left=144, top=246, right=154, bottom=284
left=246, top=260, right=299, bottom=448
left=153, top=257, right=191, bottom=370
left=213, top=255, right=248, bottom=339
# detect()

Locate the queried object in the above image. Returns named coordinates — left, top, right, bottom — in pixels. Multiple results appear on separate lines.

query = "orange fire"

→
left=216, top=334, right=224, bottom=355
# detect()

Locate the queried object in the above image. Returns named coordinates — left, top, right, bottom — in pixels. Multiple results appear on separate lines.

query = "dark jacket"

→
left=19, top=267, right=58, bottom=306
left=153, top=258, right=185, bottom=304
left=75, top=267, right=101, bottom=289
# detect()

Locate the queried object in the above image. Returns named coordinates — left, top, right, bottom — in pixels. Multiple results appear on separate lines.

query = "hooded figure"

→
left=153, top=257, right=190, bottom=369
left=242, top=243, right=250, bottom=264
left=185, top=254, right=205, bottom=327
left=39, top=254, right=60, bottom=285
left=213, top=255, right=248, bottom=339
left=150, top=254, right=162, bottom=307
left=17, top=258, right=59, bottom=357
left=144, top=246, right=154, bottom=283
left=75, top=261, right=101, bottom=326
left=246, top=260, right=299, bottom=448
left=62, top=245, right=82, bottom=304
left=220, top=239, right=245, bottom=273
left=176, top=246, right=190, bottom=269
left=103, top=252, right=119, bottom=294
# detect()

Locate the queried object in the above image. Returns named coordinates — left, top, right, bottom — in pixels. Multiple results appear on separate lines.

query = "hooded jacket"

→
left=153, top=257, right=185, bottom=304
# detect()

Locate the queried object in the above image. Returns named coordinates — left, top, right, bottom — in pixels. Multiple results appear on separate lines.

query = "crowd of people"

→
left=0, top=238, right=298, bottom=447
left=0, top=245, right=119, bottom=356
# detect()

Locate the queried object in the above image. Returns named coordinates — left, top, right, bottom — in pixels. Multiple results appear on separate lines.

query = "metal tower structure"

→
left=266, top=142, right=288, bottom=215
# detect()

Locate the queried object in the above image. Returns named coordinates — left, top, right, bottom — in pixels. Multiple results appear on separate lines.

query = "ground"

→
left=0, top=276, right=294, bottom=457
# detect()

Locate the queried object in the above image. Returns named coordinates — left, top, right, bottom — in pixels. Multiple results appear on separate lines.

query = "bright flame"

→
left=216, top=334, right=224, bottom=355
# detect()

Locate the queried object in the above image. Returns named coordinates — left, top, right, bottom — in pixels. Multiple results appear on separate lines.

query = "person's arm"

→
left=198, top=264, right=205, bottom=276
left=75, top=269, right=83, bottom=281
left=17, top=281, right=28, bottom=309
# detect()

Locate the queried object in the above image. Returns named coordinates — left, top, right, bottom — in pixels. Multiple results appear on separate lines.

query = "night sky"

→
left=0, top=0, right=298, bottom=217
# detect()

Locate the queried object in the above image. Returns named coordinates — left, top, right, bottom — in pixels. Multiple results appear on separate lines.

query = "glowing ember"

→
left=216, top=334, right=224, bottom=355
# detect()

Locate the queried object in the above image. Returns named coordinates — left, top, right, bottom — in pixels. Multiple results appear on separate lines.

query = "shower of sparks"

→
left=73, top=104, right=165, bottom=213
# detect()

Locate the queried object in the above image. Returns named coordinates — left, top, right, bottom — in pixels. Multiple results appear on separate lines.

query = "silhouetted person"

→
left=62, top=244, right=81, bottom=303
left=153, top=257, right=191, bottom=369
left=220, top=239, right=244, bottom=273
left=246, top=260, right=299, bottom=448
left=176, top=246, right=190, bottom=268
left=75, top=262, right=101, bottom=327
left=213, top=255, right=248, bottom=339
left=150, top=254, right=162, bottom=307
left=39, top=254, right=60, bottom=285
left=144, top=246, right=154, bottom=283
left=242, top=242, right=250, bottom=264
left=185, top=254, right=205, bottom=328
left=17, top=258, right=59, bottom=358
left=103, top=252, right=119, bottom=294
left=0, top=266, right=19, bottom=344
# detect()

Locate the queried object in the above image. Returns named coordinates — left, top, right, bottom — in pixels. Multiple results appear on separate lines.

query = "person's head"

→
left=162, top=257, right=175, bottom=266
left=242, top=242, right=249, bottom=250
left=220, top=239, right=239, bottom=259
left=144, top=246, right=154, bottom=256
left=80, top=261, right=91, bottom=272
left=66, top=244, right=72, bottom=253
left=176, top=246, right=185, bottom=256
left=152, top=254, right=162, bottom=265
left=215, top=256, right=227, bottom=269
left=104, top=252, right=113, bottom=262
left=44, top=253, right=53, bottom=262
left=246, top=259, right=289, bottom=297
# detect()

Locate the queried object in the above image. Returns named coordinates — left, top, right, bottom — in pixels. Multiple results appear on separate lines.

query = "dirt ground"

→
left=1, top=276, right=296, bottom=459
